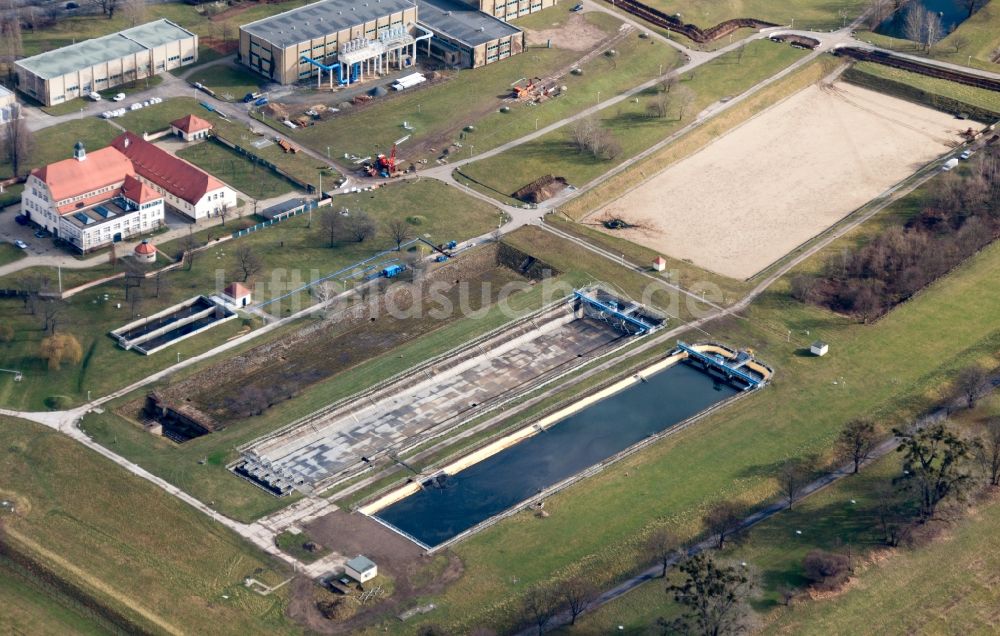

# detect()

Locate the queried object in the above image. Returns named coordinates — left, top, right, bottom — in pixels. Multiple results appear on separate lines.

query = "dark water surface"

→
left=876, top=0, right=974, bottom=39
left=376, top=362, right=742, bottom=547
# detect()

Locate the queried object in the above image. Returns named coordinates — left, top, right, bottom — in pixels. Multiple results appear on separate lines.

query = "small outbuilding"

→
left=222, top=282, right=252, bottom=307
left=134, top=239, right=157, bottom=263
left=344, top=555, right=377, bottom=583
left=170, top=114, right=213, bottom=142
left=652, top=256, right=667, bottom=272
left=810, top=340, right=829, bottom=357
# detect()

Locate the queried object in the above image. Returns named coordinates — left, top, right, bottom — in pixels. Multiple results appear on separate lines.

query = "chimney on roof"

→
left=73, top=141, right=86, bottom=162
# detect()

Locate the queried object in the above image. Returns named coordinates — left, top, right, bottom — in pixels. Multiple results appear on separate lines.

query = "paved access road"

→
left=3, top=3, right=996, bottom=578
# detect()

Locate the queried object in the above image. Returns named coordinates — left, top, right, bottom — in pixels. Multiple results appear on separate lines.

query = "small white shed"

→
left=652, top=256, right=667, bottom=272
left=345, top=555, right=377, bottom=583
left=810, top=341, right=829, bottom=357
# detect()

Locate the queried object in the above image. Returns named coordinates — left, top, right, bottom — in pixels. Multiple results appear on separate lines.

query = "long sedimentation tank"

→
left=359, top=342, right=768, bottom=516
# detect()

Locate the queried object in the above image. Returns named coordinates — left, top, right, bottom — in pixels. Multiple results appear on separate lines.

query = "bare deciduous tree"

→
left=40, top=300, right=63, bottom=334
left=387, top=218, right=413, bottom=250
left=348, top=210, right=377, bottom=243
left=121, top=0, right=147, bottom=27
left=560, top=576, right=595, bottom=626
left=903, top=5, right=925, bottom=46
left=153, top=270, right=170, bottom=298
left=703, top=500, right=746, bottom=549
left=836, top=418, right=879, bottom=474
left=2, top=106, right=33, bottom=178
left=955, top=366, right=990, bottom=409
left=16, top=271, right=50, bottom=315
left=181, top=231, right=200, bottom=271
left=233, top=245, right=263, bottom=282
left=975, top=417, right=1000, bottom=487
left=218, top=201, right=230, bottom=227
left=778, top=457, right=813, bottom=509
left=91, top=0, right=121, bottom=19
left=951, top=33, right=971, bottom=53
left=646, top=527, right=677, bottom=578
left=658, top=75, right=678, bottom=94
left=521, top=586, right=557, bottom=635
left=924, top=10, right=943, bottom=51
left=674, top=85, right=696, bottom=120
left=647, top=93, right=671, bottom=119
left=319, top=208, right=346, bottom=247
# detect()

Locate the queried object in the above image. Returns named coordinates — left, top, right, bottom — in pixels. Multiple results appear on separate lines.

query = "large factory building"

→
left=238, top=0, right=549, bottom=84
left=14, top=19, right=197, bottom=107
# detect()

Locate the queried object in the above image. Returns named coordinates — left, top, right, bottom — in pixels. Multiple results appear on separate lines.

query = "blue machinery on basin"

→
left=675, top=341, right=770, bottom=389
left=574, top=290, right=659, bottom=335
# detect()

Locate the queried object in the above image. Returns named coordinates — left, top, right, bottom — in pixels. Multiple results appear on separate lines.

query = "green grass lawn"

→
left=0, top=560, right=112, bottom=636
left=846, top=60, right=1000, bottom=115
left=283, top=10, right=679, bottom=165
left=0, top=179, right=500, bottom=417
left=0, top=183, right=25, bottom=210
left=177, top=140, right=295, bottom=199
left=76, top=215, right=721, bottom=523
left=462, top=39, right=807, bottom=197
left=0, top=119, right=119, bottom=181
left=368, top=210, right=1000, bottom=633
left=118, top=97, right=337, bottom=189
left=0, top=241, right=27, bottom=267
left=572, top=395, right=1000, bottom=633
left=0, top=415, right=296, bottom=634
left=638, top=0, right=865, bottom=30
left=188, top=64, right=263, bottom=102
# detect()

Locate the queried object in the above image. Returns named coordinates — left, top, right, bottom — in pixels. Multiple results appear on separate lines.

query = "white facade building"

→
left=23, top=141, right=164, bottom=253
left=111, top=132, right=237, bottom=220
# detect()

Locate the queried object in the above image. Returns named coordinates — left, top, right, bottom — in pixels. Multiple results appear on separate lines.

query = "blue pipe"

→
left=299, top=55, right=345, bottom=84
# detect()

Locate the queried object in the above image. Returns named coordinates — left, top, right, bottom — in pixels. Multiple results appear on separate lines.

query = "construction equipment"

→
left=365, top=143, right=399, bottom=178
left=511, top=77, right=542, bottom=99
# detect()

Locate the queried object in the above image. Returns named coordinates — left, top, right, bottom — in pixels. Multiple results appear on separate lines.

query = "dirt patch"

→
left=513, top=174, right=568, bottom=203
left=199, top=37, right=238, bottom=56
left=588, top=82, right=967, bottom=279
left=289, top=510, right=463, bottom=633
left=525, top=13, right=610, bottom=51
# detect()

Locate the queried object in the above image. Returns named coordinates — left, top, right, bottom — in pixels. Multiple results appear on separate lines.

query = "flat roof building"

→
left=418, top=0, right=523, bottom=68
left=239, top=0, right=421, bottom=85
left=14, top=19, right=198, bottom=106
left=238, top=0, right=540, bottom=83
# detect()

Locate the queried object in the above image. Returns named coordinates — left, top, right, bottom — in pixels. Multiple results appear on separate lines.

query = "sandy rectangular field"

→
left=588, top=82, right=967, bottom=279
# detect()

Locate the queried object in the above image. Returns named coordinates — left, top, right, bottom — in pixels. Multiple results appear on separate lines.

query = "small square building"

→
left=810, top=341, right=829, bottom=357
left=221, top=282, right=253, bottom=307
left=652, top=256, right=667, bottom=272
left=170, top=114, right=213, bottom=142
left=344, top=555, right=377, bottom=583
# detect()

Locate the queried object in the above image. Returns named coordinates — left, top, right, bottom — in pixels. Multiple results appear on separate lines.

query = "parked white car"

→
left=112, top=93, right=126, bottom=101
left=88, top=91, right=102, bottom=101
